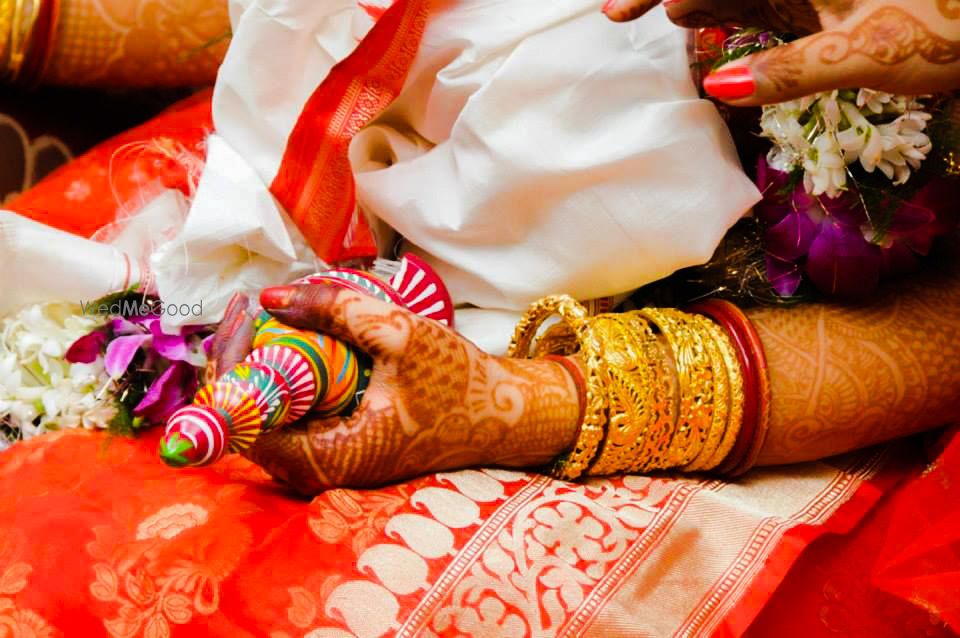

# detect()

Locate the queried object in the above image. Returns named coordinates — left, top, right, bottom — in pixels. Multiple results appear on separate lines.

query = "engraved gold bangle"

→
left=629, top=326, right=677, bottom=473
left=511, top=298, right=748, bottom=479
left=586, top=313, right=658, bottom=477
left=4, top=0, right=40, bottom=81
left=682, top=315, right=730, bottom=471
left=699, top=317, right=745, bottom=471
left=637, top=308, right=715, bottom=468
left=0, top=0, right=13, bottom=74
left=686, top=299, right=768, bottom=476
left=508, top=295, right=607, bottom=481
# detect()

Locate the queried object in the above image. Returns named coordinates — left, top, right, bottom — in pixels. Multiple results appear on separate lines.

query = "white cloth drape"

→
left=154, top=0, right=760, bottom=352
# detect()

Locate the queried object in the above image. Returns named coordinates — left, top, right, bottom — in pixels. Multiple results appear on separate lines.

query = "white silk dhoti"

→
left=156, top=0, right=760, bottom=352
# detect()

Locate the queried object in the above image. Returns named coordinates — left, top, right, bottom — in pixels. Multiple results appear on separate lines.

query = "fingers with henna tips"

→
left=206, top=292, right=255, bottom=384
left=703, top=4, right=960, bottom=105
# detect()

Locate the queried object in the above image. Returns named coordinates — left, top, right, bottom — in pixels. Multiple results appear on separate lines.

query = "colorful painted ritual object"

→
left=159, top=254, right=454, bottom=467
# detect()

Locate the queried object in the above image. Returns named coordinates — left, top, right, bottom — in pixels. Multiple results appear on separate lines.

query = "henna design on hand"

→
left=753, top=42, right=810, bottom=92
left=247, top=288, right=581, bottom=494
left=45, top=0, right=228, bottom=87
left=940, top=0, right=960, bottom=19
left=816, top=6, right=960, bottom=66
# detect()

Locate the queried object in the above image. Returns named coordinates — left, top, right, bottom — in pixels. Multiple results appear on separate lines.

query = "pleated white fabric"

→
left=158, top=0, right=760, bottom=351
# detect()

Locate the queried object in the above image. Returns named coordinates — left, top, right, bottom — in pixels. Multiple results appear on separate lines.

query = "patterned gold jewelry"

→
left=682, top=316, right=732, bottom=471
left=586, top=313, right=659, bottom=476
left=2, top=0, right=40, bottom=81
left=628, top=330, right=677, bottom=473
left=0, top=0, right=14, bottom=74
left=698, top=317, right=745, bottom=471
left=508, top=295, right=607, bottom=481
left=637, top=308, right=716, bottom=468
left=510, top=297, right=748, bottom=479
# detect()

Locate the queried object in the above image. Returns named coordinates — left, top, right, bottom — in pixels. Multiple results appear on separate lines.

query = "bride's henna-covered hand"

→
left=221, top=285, right=581, bottom=495
left=603, top=0, right=960, bottom=105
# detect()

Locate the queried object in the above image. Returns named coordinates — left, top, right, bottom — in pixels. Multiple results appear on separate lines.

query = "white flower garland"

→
left=0, top=303, right=114, bottom=449
left=760, top=89, right=932, bottom=198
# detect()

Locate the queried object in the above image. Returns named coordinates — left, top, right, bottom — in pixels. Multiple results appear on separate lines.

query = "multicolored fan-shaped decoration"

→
left=159, top=255, right=451, bottom=468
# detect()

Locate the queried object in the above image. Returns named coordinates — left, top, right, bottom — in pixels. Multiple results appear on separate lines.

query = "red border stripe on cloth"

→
left=269, top=0, right=431, bottom=263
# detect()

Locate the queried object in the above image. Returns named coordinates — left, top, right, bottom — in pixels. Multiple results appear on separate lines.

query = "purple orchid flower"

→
left=805, top=221, right=882, bottom=297
left=149, top=320, right=191, bottom=362
left=105, top=334, right=152, bottom=378
left=63, top=297, right=216, bottom=427
left=133, top=360, right=199, bottom=423
left=755, top=157, right=952, bottom=298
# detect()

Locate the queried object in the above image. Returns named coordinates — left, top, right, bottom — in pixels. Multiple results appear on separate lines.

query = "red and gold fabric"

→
left=0, top=426, right=918, bottom=637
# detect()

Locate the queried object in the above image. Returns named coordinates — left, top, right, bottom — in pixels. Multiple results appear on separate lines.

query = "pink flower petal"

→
left=765, top=254, right=804, bottom=297
left=818, top=190, right=866, bottom=228
left=110, top=317, right=142, bottom=336
left=65, top=330, right=108, bottom=364
left=754, top=157, right=794, bottom=226
left=134, top=361, right=199, bottom=424
left=148, top=321, right=189, bottom=362
left=806, top=222, right=881, bottom=297
left=765, top=210, right=819, bottom=262
left=104, top=334, right=151, bottom=378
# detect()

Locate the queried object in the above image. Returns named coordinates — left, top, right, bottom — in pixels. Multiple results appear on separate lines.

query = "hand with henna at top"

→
left=207, top=285, right=582, bottom=496
left=603, top=0, right=960, bottom=105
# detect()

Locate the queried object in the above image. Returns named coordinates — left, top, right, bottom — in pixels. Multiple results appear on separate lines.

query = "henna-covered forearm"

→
left=248, top=287, right=581, bottom=493
left=749, top=253, right=960, bottom=466
left=940, top=0, right=960, bottom=19
left=246, top=247, right=960, bottom=494
left=42, top=0, right=229, bottom=87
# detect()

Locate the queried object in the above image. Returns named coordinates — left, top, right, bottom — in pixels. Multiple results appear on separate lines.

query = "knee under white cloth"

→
left=153, top=0, right=761, bottom=353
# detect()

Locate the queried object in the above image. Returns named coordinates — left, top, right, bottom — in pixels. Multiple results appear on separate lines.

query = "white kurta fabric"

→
left=155, top=0, right=760, bottom=352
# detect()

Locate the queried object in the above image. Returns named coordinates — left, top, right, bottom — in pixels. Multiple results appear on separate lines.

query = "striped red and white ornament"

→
left=159, top=254, right=453, bottom=468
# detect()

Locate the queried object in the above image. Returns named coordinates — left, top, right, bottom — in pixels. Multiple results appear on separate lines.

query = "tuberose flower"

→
left=0, top=302, right=114, bottom=443
left=760, top=87, right=931, bottom=194
left=133, top=360, right=199, bottom=424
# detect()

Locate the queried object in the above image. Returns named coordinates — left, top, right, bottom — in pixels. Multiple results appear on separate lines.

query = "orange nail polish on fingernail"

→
left=260, top=286, right=297, bottom=310
left=703, top=66, right=756, bottom=100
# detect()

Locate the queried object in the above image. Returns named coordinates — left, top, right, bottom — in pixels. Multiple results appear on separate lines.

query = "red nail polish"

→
left=703, top=66, right=756, bottom=100
left=260, top=285, right=297, bottom=309
left=602, top=0, right=616, bottom=13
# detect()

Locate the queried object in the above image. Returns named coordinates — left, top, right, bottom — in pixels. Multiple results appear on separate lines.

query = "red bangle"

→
left=686, top=299, right=770, bottom=475
left=729, top=306, right=771, bottom=476
left=545, top=355, right=587, bottom=446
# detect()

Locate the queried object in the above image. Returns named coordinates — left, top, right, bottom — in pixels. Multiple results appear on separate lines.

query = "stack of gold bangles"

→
left=1, top=0, right=58, bottom=84
left=508, top=295, right=771, bottom=480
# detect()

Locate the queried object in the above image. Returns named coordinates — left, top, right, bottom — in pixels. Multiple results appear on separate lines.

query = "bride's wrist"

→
left=486, top=357, right=582, bottom=468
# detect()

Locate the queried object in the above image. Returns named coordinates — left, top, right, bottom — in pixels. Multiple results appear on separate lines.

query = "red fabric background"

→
left=747, top=426, right=960, bottom=637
